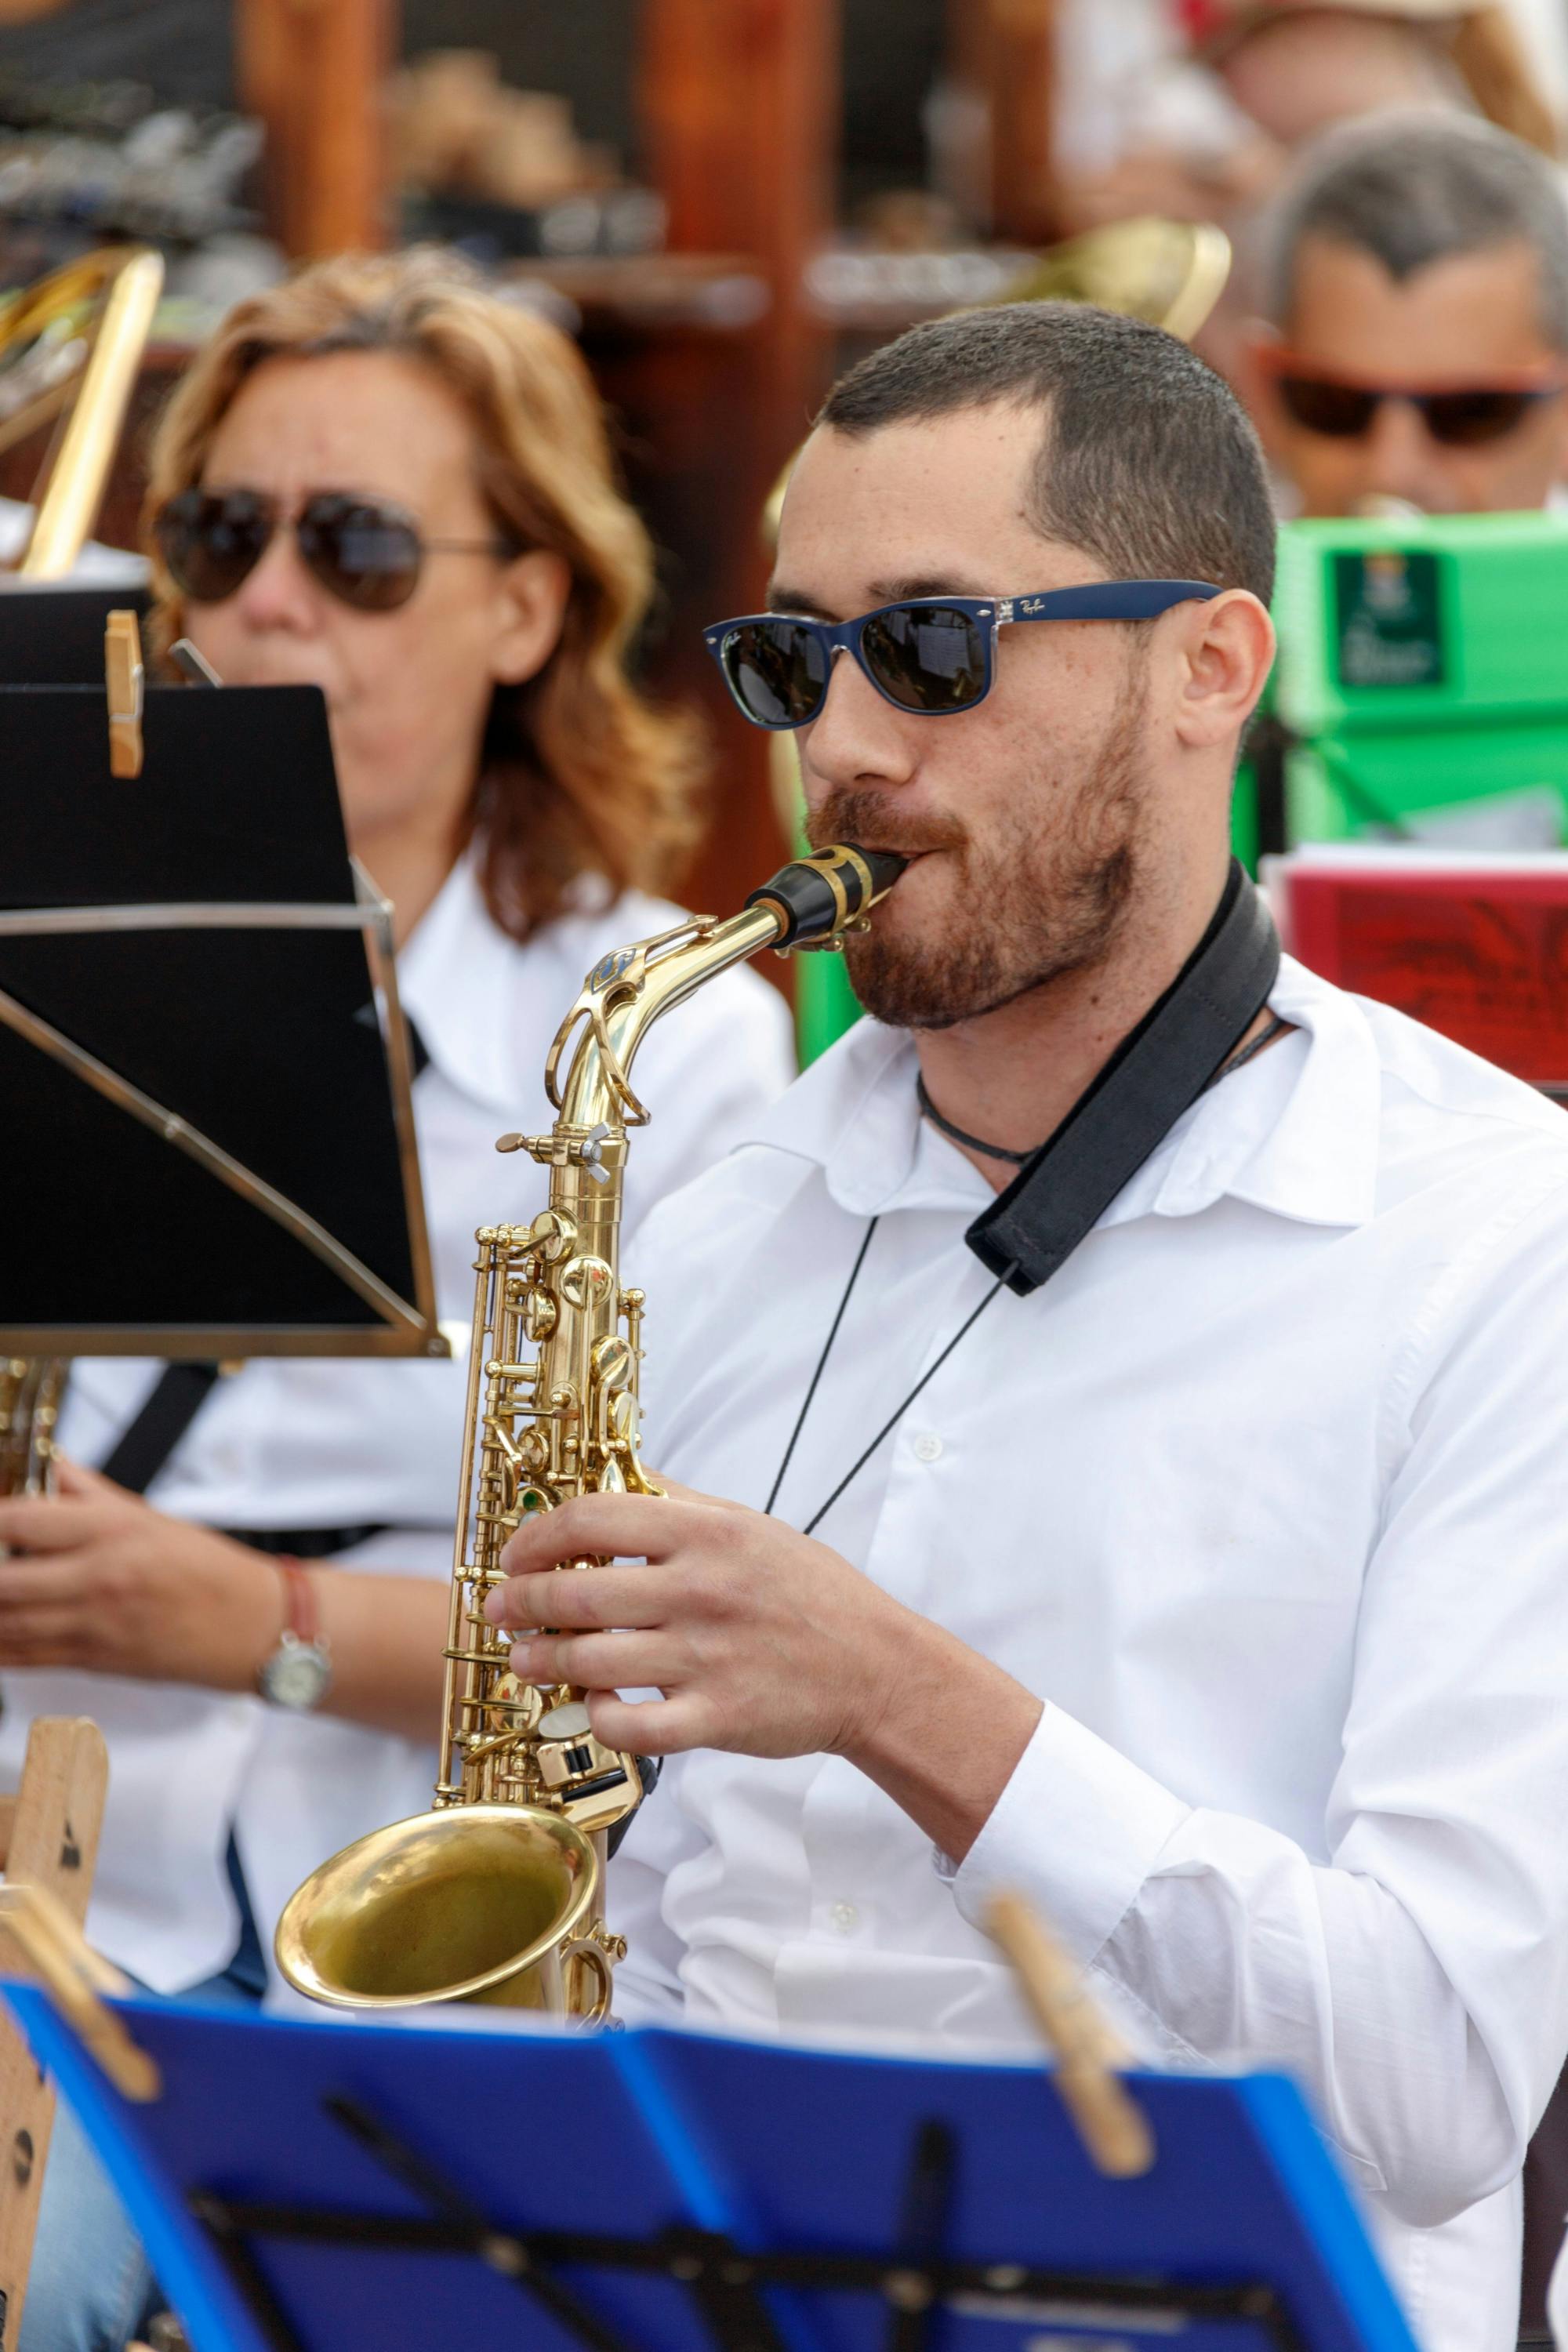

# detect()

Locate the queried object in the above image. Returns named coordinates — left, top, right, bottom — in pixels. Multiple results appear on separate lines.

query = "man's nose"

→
left=1354, top=397, right=1450, bottom=514
left=800, top=647, right=920, bottom=789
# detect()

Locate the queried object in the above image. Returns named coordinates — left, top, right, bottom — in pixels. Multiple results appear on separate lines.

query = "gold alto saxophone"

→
left=0, top=1359, right=64, bottom=1501
left=275, top=844, right=904, bottom=2020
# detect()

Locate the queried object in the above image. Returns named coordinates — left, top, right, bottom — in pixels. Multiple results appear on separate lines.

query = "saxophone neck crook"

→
left=542, top=843, right=906, bottom=1136
left=543, top=903, right=778, bottom=1134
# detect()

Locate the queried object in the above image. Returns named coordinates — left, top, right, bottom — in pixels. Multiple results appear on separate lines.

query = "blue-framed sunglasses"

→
left=704, top=579, right=1221, bottom=730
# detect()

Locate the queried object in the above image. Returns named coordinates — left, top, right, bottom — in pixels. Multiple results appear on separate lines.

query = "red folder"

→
left=1272, top=848, right=1568, bottom=1089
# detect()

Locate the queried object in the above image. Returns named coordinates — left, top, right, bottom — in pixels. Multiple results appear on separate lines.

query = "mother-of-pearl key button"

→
left=539, top=1701, right=593, bottom=1741
left=913, top=1432, right=943, bottom=1463
left=830, top=1900, right=859, bottom=1936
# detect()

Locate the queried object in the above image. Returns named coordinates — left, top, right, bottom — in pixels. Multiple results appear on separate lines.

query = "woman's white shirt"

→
left=2, top=849, right=795, bottom=1994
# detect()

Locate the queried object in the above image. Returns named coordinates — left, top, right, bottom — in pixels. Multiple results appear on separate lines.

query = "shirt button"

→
left=830, top=1900, right=859, bottom=1936
left=913, top=1432, right=943, bottom=1463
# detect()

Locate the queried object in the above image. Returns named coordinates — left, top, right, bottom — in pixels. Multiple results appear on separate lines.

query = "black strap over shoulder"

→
left=966, top=860, right=1281, bottom=1297
left=99, top=1361, right=223, bottom=1495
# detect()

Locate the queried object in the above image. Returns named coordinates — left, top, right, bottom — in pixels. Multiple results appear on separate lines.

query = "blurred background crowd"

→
left=0, top=0, right=1563, bottom=925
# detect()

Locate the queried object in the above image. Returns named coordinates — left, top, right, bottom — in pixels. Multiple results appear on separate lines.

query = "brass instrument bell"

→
left=1005, top=216, right=1232, bottom=345
left=0, top=245, right=165, bottom=579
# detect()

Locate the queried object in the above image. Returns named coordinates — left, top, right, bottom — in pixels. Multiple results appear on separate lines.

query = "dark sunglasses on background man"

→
left=1256, top=348, right=1566, bottom=447
left=154, top=486, right=517, bottom=612
left=705, top=579, right=1221, bottom=729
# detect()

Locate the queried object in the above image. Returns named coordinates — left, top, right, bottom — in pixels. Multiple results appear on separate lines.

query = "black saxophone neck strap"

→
left=766, top=862, right=1284, bottom=1537
left=964, top=858, right=1282, bottom=1297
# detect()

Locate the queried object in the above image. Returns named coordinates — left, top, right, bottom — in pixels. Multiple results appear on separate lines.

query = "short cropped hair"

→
left=1263, top=112, right=1568, bottom=350
left=817, top=301, right=1276, bottom=607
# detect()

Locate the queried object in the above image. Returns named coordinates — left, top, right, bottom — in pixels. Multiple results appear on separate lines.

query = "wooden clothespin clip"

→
left=0, top=1882, right=159, bottom=2101
left=104, top=607, right=144, bottom=779
left=986, top=1887, right=1154, bottom=2178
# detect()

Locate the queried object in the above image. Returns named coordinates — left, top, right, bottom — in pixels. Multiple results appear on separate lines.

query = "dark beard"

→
left=809, top=662, right=1149, bottom=1031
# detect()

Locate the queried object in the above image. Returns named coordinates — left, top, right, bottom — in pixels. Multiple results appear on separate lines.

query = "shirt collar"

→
left=1128, top=953, right=1381, bottom=1229
left=736, top=953, right=1381, bottom=1234
left=395, top=847, right=535, bottom=1116
left=399, top=842, right=620, bottom=1115
left=395, top=849, right=646, bottom=1120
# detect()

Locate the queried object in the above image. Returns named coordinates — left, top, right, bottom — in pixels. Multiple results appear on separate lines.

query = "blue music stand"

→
left=2, top=1985, right=1417, bottom=2352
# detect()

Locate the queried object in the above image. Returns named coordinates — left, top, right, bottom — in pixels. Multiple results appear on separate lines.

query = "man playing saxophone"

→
left=487, top=303, right=1568, bottom=2352
left=0, top=249, right=792, bottom=2352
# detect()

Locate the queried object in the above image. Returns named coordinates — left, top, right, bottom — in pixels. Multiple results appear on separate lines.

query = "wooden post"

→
left=641, top=0, right=840, bottom=924
left=947, top=0, right=1060, bottom=246
left=0, top=1719, right=110, bottom=2352
left=644, top=0, right=837, bottom=441
left=986, top=1888, right=1155, bottom=2179
left=236, top=0, right=397, bottom=259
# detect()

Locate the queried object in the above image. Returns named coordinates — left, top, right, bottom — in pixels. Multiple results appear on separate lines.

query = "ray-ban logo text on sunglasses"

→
left=704, top=580, right=1221, bottom=730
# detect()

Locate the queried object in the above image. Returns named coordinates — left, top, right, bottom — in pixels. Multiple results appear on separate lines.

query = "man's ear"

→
left=490, top=548, right=572, bottom=688
left=1174, top=590, right=1276, bottom=753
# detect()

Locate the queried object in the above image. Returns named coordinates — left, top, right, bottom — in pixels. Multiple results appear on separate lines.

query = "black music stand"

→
left=0, top=622, right=443, bottom=1359
left=0, top=584, right=151, bottom=685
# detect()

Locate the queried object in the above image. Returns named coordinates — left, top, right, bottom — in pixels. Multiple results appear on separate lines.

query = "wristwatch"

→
left=257, top=1558, right=333, bottom=1710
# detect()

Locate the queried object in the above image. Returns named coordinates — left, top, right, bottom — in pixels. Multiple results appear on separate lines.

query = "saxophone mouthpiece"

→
left=743, top=844, right=907, bottom=949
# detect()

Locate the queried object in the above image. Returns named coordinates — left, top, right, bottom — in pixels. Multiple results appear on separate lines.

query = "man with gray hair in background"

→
left=1240, top=110, right=1568, bottom=515
left=1241, top=103, right=1568, bottom=2342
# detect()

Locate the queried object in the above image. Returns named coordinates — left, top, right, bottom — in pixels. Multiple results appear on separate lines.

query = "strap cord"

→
left=769, top=1003, right=1292, bottom=1537
left=915, top=1078, right=1036, bottom=1165
left=763, top=1216, right=879, bottom=1518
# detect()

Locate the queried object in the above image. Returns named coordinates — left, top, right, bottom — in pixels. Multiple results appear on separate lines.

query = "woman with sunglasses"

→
left=0, top=248, right=792, bottom=2352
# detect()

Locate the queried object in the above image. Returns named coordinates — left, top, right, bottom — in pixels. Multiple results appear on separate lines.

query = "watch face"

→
left=260, top=1638, right=332, bottom=1710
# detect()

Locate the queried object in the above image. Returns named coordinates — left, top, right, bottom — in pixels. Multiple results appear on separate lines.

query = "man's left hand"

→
left=489, top=1478, right=1045, bottom=1868
left=488, top=1479, right=926, bottom=1763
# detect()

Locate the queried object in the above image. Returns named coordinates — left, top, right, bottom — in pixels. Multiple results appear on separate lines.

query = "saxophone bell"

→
left=272, top=1802, right=611, bottom=2015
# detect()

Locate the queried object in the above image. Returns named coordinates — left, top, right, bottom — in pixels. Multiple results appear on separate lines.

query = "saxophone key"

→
left=527, top=1207, right=576, bottom=1258
left=591, top=1334, right=633, bottom=1388
left=520, top=1288, right=557, bottom=1341
left=558, top=1254, right=615, bottom=1311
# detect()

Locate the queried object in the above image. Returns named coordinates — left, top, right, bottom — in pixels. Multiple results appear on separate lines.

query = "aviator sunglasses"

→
left=154, top=486, right=517, bottom=612
left=1258, top=349, right=1566, bottom=447
left=706, top=579, right=1221, bottom=729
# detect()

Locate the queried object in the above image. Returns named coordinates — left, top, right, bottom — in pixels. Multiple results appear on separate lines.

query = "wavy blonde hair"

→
left=143, top=248, right=704, bottom=942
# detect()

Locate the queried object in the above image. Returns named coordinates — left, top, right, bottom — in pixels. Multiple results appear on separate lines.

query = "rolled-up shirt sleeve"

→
left=952, top=1181, right=1568, bottom=2230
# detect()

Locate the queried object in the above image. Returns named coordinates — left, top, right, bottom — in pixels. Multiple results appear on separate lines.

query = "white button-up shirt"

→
left=610, top=954, right=1568, bottom=2352
left=0, top=850, right=793, bottom=1995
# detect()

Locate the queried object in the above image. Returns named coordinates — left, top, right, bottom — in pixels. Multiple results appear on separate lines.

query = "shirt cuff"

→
left=949, top=1700, right=1191, bottom=1965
